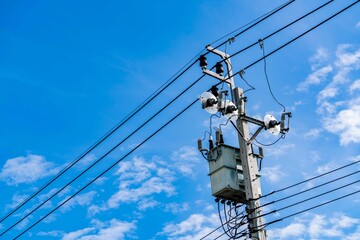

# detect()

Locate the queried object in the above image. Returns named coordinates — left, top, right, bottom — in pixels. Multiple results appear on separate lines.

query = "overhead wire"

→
left=235, top=160, right=360, bottom=237
left=259, top=169, right=360, bottom=209
left=259, top=39, right=286, bottom=112
left=226, top=0, right=360, bottom=80
left=250, top=189, right=360, bottom=233
left=250, top=179, right=360, bottom=221
left=222, top=0, right=335, bottom=63
left=2, top=2, right=290, bottom=229
left=0, top=50, right=203, bottom=225
left=13, top=97, right=200, bottom=240
left=5, top=0, right=358, bottom=238
left=0, top=73, right=207, bottom=237
left=1, top=0, right=296, bottom=225
left=209, top=0, right=296, bottom=52
left=256, top=159, right=360, bottom=200
left=8, top=80, right=230, bottom=238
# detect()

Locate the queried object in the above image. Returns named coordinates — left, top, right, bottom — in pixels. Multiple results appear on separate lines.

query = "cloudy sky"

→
left=1, top=0, right=359, bottom=239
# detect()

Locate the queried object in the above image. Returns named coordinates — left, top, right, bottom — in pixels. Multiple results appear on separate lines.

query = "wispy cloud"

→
left=159, top=213, right=225, bottom=240
left=267, top=212, right=360, bottom=240
left=0, top=154, right=59, bottom=185
left=89, top=156, right=176, bottom=214
left=60, top=191, right=97, bottom=213
left=262, top=165, right=286, bottom=183
left=300, top=44, right=360, bottom=145
left=323, top=103, right=360, bottom=145
left=164, top=202, right=189, bottom=214
left=171, top=146, right=201, bottom=177
left=58, top=219, right=136, bottom=240
left=297, top=65, right=333, bottom=92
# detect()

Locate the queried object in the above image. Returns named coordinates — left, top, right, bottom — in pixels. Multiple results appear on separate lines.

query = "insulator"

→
left=216, top=130, right=224, bottom=145
left=280, top=112, right=286, bottom=130
left=197, top=138, right=203, bottom=151
left=199, top=55, right=207, bottom=69
left=209, top=136, right=214, bottom=150
left=215, top=62, right=224, bottom=76
left=210, top=85, right=219, bottom=97
left=225, top=105, right=237, bottom=114
left=259, top=147, right=264, bottom=159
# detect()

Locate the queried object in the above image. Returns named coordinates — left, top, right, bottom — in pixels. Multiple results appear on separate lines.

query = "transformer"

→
left=207, top=144, right=246, bottom=203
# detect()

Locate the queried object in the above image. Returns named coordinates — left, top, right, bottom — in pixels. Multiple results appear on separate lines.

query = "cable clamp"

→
left=239, top=69, right=245, bottom=79
left=258, top=39, right=264, bottom=49
left=228, top=37, right=236, bottom=45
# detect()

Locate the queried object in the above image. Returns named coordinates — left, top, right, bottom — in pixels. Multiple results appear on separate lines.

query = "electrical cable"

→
left=260, top=39, right=286, bottom=112
left=226, top=0, right=360, bottom=81
left=239, top=70, right=256, bottom=94
left=200, top=207, right=246, bottom=240
left=0, top=50, right=203, bottom=225
left=12, top=98, right=200, bottom=240
left=256, top=159, right=360, bottom=200
left=0, top=73, right=207, bottom=237
left=4, top=0, right=356, bottom=235
left=209, top=0, right=296, bottom=52
left=250, top=179, right=360, bottom=221
left=250, top=189, right=360, bottom=233
left=224, top=0, right=334, bottom=62
left=258, top=169, right=360, bottom=210
left=252, top=133, right=285, bottom=147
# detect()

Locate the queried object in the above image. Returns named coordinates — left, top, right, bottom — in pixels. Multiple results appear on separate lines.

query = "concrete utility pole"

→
left=203, top=46, right=267, bottom=240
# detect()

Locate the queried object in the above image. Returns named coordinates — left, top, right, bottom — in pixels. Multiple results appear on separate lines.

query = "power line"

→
left=256, top=159, right=360, bottom=200
left=0, top=52, right=201, bottom=225
left=251, top=189, right=360, bottom=233
left=251, top=179, right=360, bottom=221
left=12, top=98, right=199, bottom=239
left=0, top=0, right=294, bottom=225
left=260, top=169, right=360, bottom=209
left=207, top=161, right=360, bottom=239
left=210, top=0, right=296, bottom=51
left=0, top=74, right=206, bottom=237
left=224, top=0, right=334, bottom=62
left=6, top=80, right=229, bottom=238
left=227, top=0, right=360, bottom=80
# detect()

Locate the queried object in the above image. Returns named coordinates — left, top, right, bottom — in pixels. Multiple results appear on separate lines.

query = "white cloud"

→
left=309, top=47, right=329, bottom=67
left=309, top=44, right=360, bottom=145
left=335, top=44, right=360, bottom=69
left=0, top=154, right=58, bottom=185
left=267, top=213, right=360, bottom=240
left=317, top=86, right=338, bottom=102
left=160, top=213, right=227, bottom=240
left=61, top=219, right=136, bottom=240
left=304, top=128, right=322, bottom=139
left=38, top=230, right=64, bottom=238
left=90, top=156, right=176, bottom=213
left=262, top=165, right=286, bottom=183
left=323, top=98, right=360, bottom=145
left=356, top=21, right=360, bottom=29
left=350, top=79, right=360, bottom=94
left=60, top=191, right=97, bottom=213
left=164, top=202, right=189, bottom=214
left=171, top=146, right=201, bottom=177
left=297, top=65, right=333, bottom=92
left=266, top=143, right=295, bottom=157
left=267, top=223, right=306, bottom=239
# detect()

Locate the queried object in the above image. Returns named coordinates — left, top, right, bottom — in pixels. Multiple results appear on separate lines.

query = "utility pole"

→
left=201, top=45, right=267, bottom=240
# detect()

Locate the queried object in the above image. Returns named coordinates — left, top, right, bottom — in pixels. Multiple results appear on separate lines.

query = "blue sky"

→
left=0, top=0, right=360, bottom=239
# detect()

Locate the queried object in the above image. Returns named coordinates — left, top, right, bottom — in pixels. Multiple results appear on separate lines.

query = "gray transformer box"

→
left=207, top=144, right=246, bottom=203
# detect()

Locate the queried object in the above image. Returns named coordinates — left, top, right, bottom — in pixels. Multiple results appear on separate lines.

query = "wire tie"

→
left=258, top=39, right=264, bottom=49
left=239, top=69, right=245, bottom=79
